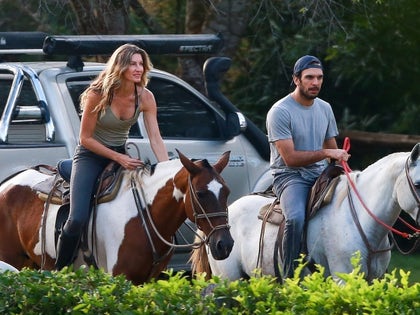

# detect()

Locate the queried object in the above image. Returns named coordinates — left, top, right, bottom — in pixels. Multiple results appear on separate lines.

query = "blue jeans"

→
left=62, top=144, right=124, bottom=235
left=273, top=172, right=315, bottom=278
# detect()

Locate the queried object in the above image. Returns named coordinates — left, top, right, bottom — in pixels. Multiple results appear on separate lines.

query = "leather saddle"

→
left=258, top=162, right=344, bottom=225
left=33, top=159, right=125, bottom=206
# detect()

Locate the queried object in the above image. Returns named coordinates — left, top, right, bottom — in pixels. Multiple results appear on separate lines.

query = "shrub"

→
left=0, top=264, right=419, bottom=314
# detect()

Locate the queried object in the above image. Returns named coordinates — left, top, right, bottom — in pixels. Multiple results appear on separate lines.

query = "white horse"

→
left=191, top=144, right=420, bottom=282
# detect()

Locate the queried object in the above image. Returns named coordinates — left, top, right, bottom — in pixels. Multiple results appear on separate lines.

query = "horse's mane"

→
left=190, top=234, right=212, bottom=280
left=361, top=151, right=407, bottom=175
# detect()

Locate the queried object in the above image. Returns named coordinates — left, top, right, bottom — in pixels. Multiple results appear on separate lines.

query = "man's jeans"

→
left=273, top=173, right=315, bottom=278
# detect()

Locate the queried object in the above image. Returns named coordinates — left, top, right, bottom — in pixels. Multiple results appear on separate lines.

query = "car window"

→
left=65, top=75, right=222, bottom=140
left=0, top=76, right=38, bottom=118
left=148, top=77, right=222, bottom=140
left=0, top=74, right=47, bottom=143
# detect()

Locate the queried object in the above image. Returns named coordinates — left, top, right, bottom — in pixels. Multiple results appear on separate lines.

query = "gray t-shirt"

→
left=266, top=94, right=338, bottom=180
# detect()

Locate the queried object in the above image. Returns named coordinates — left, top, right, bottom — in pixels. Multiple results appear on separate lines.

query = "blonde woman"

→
left=55, top=44, right=169, bottom=269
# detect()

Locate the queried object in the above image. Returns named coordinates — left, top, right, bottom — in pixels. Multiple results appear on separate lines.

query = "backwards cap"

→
left=293, top=55, right=323, bottom=75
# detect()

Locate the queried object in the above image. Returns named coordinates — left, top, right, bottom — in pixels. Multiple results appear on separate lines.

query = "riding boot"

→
left=55, top=230, right=81, bottom=270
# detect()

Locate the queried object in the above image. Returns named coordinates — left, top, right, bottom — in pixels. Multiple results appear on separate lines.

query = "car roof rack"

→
left=43, top=34, right=223, bottom=56
left=0, top=32, right=223, bottom=70
left=0, top=32, right=223, bottom=56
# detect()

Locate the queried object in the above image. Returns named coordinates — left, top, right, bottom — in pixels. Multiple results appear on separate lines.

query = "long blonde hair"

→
left=80, top=44, right=152, bottom=113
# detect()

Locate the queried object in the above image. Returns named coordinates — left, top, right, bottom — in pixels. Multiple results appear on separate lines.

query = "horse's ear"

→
left=411, top=143, right=420, bottom=162
left=213, top=151, right=231, bottom=174
left=176, top=149, right=200, bottom=175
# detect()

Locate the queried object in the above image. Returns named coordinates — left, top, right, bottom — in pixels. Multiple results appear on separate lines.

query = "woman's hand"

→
left=117, top=153, right=145, bottom=170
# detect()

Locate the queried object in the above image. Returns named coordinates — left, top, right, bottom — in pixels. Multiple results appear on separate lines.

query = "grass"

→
left=388, top=250, right=420, bottom=284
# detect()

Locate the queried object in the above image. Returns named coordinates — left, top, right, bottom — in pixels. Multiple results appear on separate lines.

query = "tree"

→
left=1, top=0, right=418, bottom=135
left=68, top=0, right=130, bottom=34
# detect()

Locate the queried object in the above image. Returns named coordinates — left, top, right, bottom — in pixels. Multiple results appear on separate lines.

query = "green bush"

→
left=0, top=264, right=419, bottom=314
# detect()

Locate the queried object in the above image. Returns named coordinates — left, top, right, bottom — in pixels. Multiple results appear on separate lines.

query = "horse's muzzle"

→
left=208, top=228, right=234, bottom=260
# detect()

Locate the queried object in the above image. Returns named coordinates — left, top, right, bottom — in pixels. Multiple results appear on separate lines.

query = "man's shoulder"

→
left=269, top=94, right=294, bottom=111
left=314, top=97, right=331, bottom=107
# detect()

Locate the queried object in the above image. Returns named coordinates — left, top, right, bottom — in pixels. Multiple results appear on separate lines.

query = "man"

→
left=266, top=55, right=350, bottom=278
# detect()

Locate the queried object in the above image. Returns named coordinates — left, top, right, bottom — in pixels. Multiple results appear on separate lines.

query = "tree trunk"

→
left=69, top=0, right=130, bottom=35
left=181, top=0, right=253, bottom=93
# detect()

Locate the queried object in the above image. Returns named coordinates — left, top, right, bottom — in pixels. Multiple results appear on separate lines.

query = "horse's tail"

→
left=190, top=233, right=212, bottom=280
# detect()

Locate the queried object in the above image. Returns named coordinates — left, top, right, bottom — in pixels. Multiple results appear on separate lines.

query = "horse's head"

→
left=177, top=150, right=234, bottom=260
left=409, top=143, right=420, bottom=222
left=398, top=143, right=420, bottom=224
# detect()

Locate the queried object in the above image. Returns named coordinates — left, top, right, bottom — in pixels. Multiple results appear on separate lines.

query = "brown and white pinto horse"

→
left=0, top=150, right=234, bottom=284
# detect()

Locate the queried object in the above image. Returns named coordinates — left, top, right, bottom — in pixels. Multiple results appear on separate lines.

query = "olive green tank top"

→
left=93, top=85, right=142, bottom=147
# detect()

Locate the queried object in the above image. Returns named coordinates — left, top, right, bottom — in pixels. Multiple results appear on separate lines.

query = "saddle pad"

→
left=257, top=201, right=284, bottom=226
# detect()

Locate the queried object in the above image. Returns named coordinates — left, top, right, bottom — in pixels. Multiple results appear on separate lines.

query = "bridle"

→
left=129, top=169, right=230, bottom=265
left=187, top=175, right=230, bottom=242
left=341, top=138, right=420, bottom=240
left=403, top=155, right=420, bottom=222
left=340, top=138, right=420, bottom=278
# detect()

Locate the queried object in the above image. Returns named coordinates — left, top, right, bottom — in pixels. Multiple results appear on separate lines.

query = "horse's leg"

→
left=367, top=237, right=391, bottom=280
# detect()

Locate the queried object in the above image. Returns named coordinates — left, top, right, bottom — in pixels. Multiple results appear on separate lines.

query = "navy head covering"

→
left=293, top=55, right=323, bottom=75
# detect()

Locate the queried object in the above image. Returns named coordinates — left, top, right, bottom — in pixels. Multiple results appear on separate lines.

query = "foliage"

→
left=224, top=0, right=419, bottom=134
left=0, top=261, right=419, bottom=314
left=1, top=0, right=419, bottom=134
left=326, top=0, right=420, bottom=134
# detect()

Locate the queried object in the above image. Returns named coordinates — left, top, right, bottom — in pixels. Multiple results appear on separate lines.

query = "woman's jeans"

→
left=63, top=145, right=123, bottom=235
left=273, top=172, right=315, bottom=278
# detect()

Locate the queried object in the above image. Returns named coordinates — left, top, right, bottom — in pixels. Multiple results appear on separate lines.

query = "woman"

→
left=55, top=44, right=169, bottom=269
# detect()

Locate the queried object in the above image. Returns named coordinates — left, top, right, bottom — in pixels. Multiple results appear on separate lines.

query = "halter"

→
left=187, top=175, right=230, bottom=242
left=340, top=138, right=420, bottom=279
left=341, top=138, right=420, bottom=240
left=129, top=169, right=230, bottom=268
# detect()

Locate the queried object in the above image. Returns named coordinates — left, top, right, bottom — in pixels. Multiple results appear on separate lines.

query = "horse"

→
left=191, top=143, right=420, bottom=282
left=0, top=150, right=234, bottom=284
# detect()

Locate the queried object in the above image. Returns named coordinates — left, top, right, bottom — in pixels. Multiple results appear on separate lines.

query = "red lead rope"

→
left=340, top=137, right=416, bottom=239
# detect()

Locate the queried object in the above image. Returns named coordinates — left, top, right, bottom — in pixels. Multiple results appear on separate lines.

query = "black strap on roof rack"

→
left=43, top=34, right=223, bottom=56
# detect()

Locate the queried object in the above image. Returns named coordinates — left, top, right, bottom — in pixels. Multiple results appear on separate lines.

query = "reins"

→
left=187, top=175, right=230, bottom=241
left=129, top=168, right=230, bottom=253
left=341, top=137, right=420, bottom=239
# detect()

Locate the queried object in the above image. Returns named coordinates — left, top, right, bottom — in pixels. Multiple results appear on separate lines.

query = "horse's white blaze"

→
left=208, top=179, right=223, bottom=199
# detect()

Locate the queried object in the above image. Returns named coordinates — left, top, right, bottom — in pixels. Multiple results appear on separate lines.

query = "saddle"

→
left=258, top=163, right=343, bottom=225
left=33, top=159, right=125, bottom=205
left=257, top=162, right=344, bottom=278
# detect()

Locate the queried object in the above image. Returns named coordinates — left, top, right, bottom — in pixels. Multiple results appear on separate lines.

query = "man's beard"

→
left=299, top=86, right=319, bottom=100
